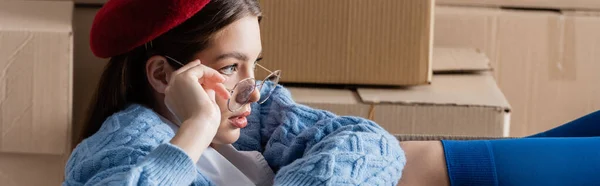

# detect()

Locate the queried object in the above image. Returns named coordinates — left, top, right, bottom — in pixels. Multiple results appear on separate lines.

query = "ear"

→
left=146, top=55, right=174, bottom=94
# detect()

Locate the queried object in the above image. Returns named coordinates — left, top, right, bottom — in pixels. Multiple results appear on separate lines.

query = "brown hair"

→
left=78, top=0, right=261, bottom=144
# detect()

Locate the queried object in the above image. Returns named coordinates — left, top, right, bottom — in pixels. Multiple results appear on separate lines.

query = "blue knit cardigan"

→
left=63, top=85, right=406, bottom=185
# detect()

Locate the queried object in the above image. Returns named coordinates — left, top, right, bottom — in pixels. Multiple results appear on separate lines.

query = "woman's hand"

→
left=165, top=59, right=231, bottom=163
left=164, top=59, right=229, bottom=126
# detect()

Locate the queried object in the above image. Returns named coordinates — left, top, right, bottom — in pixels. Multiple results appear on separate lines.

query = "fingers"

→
left=215, top=83, right=230, bottom=99
left=169, top=60, right=201, bottom=83
left=169, top=59, right=230, bottom=100
left=176, top=61, right=230, bottom=99
left=205, top=89, right=216, bottom=104
left=182, top=63, right=226, bottom=84
left=203, top=81, right=230, bottom=100
left=173, top=59, right=201, bottom=74
left=199, top=66, right=227, bottom=83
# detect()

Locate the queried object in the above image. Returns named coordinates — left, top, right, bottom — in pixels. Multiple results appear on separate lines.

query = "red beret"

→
left=90, top=0, right=210, bottom=58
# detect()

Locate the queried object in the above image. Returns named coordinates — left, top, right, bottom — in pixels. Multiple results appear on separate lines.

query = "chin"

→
left=211, top=125, right=241, bottom=145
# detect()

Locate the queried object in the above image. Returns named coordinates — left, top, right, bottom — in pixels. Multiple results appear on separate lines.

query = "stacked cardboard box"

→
left=0, top=1, right=73, bottom=185
left=289, top=48, right=511, bottom=137
left=254, top=0, right=512, bottom=137
left=434, top=0, right=600, bottom=136
left=256, top=0, right=434, bottom=86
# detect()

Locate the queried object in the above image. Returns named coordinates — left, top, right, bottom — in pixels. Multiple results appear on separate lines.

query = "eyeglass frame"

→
left=163, top=55, right=281, bottom=112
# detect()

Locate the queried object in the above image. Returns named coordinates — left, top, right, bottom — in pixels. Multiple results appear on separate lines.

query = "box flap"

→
left=0, top=1, right=73, bottom=32
left=433, top=47, right=492, bottom=73
left=288, top=87, right=360, bottom=104
left=358, top=73, right=510, bottom=109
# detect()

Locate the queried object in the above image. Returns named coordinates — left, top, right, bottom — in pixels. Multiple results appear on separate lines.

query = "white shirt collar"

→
left=158, top=114, right=274, bottom=186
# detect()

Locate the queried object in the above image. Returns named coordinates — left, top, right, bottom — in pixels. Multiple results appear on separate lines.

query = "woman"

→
left=64, top=0, right=405, bottom=185
left=65, top=0, right=600, bottom=185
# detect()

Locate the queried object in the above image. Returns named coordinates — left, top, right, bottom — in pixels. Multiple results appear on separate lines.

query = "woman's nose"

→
left=237, top=66, right=260, bottom=104
left=246, top=85, right=261, bottom=104
left=245, top=65, right=261, bottom=104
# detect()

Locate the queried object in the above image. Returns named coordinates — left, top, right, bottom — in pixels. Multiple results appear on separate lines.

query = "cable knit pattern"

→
left=63, top=84, right=406, bottom=185
left=235, top=85, right=406, bottom=185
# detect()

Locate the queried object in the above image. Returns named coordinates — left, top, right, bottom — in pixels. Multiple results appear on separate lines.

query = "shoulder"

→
left=84, top=104, right=174, bottom=151
left=65, top=104, right=175, bottom=178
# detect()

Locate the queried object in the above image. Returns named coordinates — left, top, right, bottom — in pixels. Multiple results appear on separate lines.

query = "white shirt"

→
left=160, top=116, right=275, bottom=186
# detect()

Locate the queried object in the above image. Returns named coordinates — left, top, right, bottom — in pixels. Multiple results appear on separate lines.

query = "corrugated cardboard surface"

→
left=0, top=153, right=67, bottom=186
left=359, top=74, right=509, bottom=109
left=291, top=73, right=510, bottom=137
left=0, top=1, right=73, bottom=155
left=364, top=73, right=510, bottom=137
left=289, top=48, right=511, bottom=137
left=435, top=6, right=600, bottom=136
left=0, top=1, right=72, bottom=185
left=432, top=47, right=491, bottom=73
left=434, top=7, right=502, bottom=76
left=258, top=0, right=433, bottom=86
left=437, top=0, right=600, bottom=11
left=4, top=0, right=72, bottom=2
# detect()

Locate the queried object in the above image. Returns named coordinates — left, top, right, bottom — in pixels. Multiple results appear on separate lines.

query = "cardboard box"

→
left=0, top=1, right=73, bottom=155
left=7, top=0, right=73, bottom=2
left=75, top=0, right=105, bottom=5
left=257, top=0, right=434, bottom=86
left=289, top=48, right=511, bottom=137
left=435, top=6, right=600, bottom=136
left=0, top=1, right=72, bottom=185
left=0, top=153, right=67, bottom=186
left=437, top=0, right=600, bottom=11
left=432, top=47, right=492, bottom=72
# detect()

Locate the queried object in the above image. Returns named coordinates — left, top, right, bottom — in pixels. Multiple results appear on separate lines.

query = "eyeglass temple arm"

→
left=164, top=56, right=185, bottom=67
left=167, top=56, right=275, bottom=76
left=256, top=63, right=275, bottom=74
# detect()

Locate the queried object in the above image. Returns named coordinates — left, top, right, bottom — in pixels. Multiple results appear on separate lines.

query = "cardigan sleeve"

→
left=234, top=84, right=337, bottom=152
left=81, top=143, right=200, bottom=186
left=63, top=115, right=211, bottom=186
left=441, top=110, right=600, bottom=186
left=252, top=85, right=406, bottom=185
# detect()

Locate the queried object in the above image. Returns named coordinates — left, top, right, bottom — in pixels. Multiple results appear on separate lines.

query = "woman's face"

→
left=192, top=16, right=262, bottom=145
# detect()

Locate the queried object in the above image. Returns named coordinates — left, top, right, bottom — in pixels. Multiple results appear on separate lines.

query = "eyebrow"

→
left=215, top=52, right=249, bottom=62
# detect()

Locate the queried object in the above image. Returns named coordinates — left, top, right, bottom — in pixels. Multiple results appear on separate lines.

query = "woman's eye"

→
left=253, top=57, right=263, bottom=70
left=219, top=64, right=238, bottom=75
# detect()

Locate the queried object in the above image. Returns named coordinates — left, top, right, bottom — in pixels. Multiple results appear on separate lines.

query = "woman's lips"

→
left=228, top=111, right=251, bottom=129
left=228, top=116, right=248, bottom=128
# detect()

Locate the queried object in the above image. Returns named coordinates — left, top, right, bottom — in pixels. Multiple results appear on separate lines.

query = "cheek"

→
left=216, top=94, right=229, bottom=114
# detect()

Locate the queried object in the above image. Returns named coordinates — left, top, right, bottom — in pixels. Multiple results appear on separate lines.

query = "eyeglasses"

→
left=164, top=56, right=281, bottom=112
